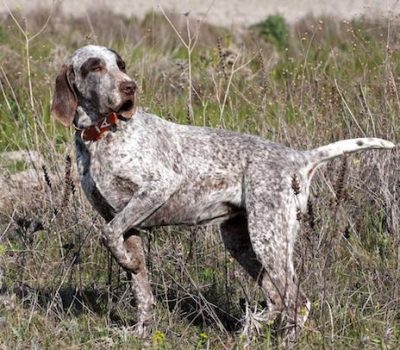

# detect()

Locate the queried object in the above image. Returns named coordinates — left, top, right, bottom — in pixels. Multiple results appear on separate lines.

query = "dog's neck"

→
left=74, top=105, right=137, bottom=142
left=74, top=106, right=102, bottom=129
left=75, top=112, right=119, bottom=142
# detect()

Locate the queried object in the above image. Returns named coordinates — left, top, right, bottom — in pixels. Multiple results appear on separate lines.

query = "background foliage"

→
left=0, top=6, right=399, bottom=349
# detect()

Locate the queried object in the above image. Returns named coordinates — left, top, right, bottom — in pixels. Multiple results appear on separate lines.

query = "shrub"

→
left=255, top=14, right=289, bottom=49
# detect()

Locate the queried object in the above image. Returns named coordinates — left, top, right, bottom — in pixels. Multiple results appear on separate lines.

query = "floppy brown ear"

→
left=51, top=64, right=77, bottom=127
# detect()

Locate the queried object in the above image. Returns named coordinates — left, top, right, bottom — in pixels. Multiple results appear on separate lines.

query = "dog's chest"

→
left=77, top=144, right=134, bottom=213
left=75, top=140, right=116, bottom=221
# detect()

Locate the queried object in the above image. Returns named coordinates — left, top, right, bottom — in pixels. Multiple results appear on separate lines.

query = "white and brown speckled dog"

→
left=51, top=45, right=394, bottom=340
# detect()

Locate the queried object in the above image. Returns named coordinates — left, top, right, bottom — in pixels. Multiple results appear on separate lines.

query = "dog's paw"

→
left=132, top=321, right=150, bottom=339
left=240, top=304, right=272, bottom=344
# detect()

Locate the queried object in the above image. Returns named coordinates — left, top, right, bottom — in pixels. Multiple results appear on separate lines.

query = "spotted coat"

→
left=51, top=45, right=395, bottom=341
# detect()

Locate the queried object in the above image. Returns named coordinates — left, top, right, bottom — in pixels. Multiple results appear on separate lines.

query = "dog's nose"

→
left=119, top=81, right=137, bottom=95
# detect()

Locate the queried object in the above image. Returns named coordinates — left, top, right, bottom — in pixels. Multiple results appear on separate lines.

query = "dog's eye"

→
left=92, top=66, right=103, bottom=72
left=117, top=59, right=126, bottom=72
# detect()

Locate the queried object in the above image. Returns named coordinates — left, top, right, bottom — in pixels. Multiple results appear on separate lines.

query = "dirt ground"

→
left=1, top=0, right=400, bottom=26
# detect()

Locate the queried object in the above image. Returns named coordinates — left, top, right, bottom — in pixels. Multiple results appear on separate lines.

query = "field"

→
left=0, top=5, right=400, bottom=349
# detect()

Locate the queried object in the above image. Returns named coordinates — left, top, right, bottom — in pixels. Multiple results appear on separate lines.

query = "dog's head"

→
left=51, top=45, right=137, bottom=127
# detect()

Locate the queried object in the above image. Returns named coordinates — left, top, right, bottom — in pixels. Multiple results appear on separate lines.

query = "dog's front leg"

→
left=103, top=182, right=179, bottom=336
left=122, top=229, right=154, bottom=337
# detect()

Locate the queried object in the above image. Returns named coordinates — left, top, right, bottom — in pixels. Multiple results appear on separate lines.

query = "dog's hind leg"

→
left=220, top=214, right=270, bottom=338
left=220, top=214, right=264, bottom=283
left=244, top=171, right=310, bottom=345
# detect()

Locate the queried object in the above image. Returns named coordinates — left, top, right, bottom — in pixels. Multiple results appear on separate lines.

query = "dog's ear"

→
left=51, top=64, right=77, bottom=127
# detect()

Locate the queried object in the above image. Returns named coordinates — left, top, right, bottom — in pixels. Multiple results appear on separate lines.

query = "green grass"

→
left=0, top=7, right=400, bottom=349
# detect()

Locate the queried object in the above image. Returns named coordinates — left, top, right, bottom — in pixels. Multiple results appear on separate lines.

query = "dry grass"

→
left=0, top=6, right=400, bottom=349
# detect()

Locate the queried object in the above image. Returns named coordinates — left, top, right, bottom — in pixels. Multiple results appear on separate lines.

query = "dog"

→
left=50, top=45, right=395, bottom=340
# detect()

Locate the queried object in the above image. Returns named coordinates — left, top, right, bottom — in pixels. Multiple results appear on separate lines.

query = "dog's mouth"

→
left=115, top=98, right=135, bottom=119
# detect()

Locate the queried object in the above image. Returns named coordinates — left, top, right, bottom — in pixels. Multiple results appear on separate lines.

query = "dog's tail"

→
left=304, top=138, right=395, bottom=179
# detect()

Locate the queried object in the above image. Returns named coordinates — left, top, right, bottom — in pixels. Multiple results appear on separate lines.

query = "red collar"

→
left=76, top=113, right=119, bottom=141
